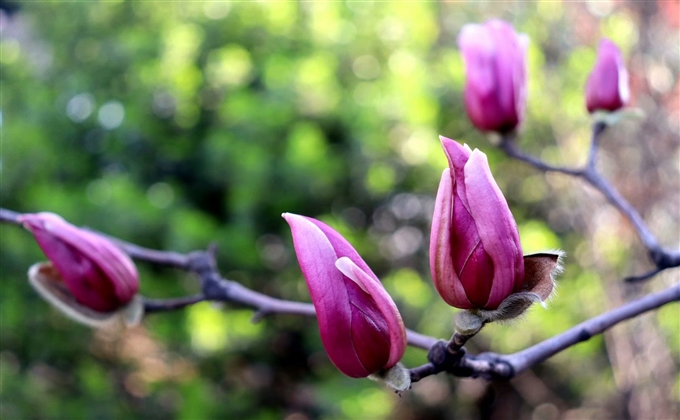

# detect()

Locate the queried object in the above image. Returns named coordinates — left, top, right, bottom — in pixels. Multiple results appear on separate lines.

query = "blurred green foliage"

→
left=1, top=1, right=678, bottom=419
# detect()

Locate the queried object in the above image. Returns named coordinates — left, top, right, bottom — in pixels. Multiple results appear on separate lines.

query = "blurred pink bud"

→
left=283, top=213, right=406, bottom=378
left=19, top=212, right=139, bottom=312
left=585, top=38, right=629, bottom=113
left=430, top=137, right=524, bottom=310
left=458, top=19, right=528, bottom=133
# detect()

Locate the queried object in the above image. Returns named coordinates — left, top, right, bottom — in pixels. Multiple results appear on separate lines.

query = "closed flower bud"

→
left=283, top=213, right=407, bottom=379
left=586, top=38, right=629, bottom=113
left=20, top=212, right=139, bottom=313
left=430, top=137, right=525, bottom=310
left=458, top=19, right=528, bottom=134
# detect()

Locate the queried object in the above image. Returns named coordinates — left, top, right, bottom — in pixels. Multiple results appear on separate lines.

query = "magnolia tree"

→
left=2, top=18, right=679, bottom=398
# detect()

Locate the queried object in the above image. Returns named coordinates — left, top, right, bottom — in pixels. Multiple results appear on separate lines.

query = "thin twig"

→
left=499, top=124, right=679, bottom=276
left=498, top=138, right=583, bottom=177
left=585, top=121, right=607, bottom=170
left=0, top=208, right=21, bottom=224
left=144, top=294, right=206, bottom=313
left=97, top=234, right=193, bottom=269
left=625, top=267, right=664, bottom=283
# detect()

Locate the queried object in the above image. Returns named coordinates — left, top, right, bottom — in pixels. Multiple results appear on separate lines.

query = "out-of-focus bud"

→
left=19, top=213, right=140, bottom=325
left=458, top=19, right=528, bottom=134
left=586, top=38, right=629, bottom=113
left=430, top=137, right=525, bottom=310
left=283, top=213, right=408, bottom=389
left=430, top=137, right=563, bottom=331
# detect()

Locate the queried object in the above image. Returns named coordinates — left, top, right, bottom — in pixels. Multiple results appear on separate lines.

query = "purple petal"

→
left=455, top=228, right=495, bottom=308
left=283, top=213, right=370, bottom=378
left=458, top=20, right=527, bottom=133
left=586, top=38, right=629, bottom=113
left=429, top=168, right=473, bottom=309
left=439, top=137, right=496, bottom=306
left=440, top=136, right=472, bottom=174
left=440, top=137, right=473, bottom=214
left=20, top=213, right=138, bottom=311
left=350, top=305, right=390, bottom=373
left=463, top=151, right=524, bottom=309
left=303, top=217, right=378, bottom=281
left=47, top=221, right=137, bottom=303
left=487, top=19, right=526, bottom=128
left=458, top=24, right=496, bottom=96
left=336, top=257, right=406, bottom=369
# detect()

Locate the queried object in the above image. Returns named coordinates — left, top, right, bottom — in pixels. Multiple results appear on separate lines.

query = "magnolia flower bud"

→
left=283, top=213, right=407, bottom=381
left=586, top=38, right=629, bottom=113
left=20, top=213, right=139, bottom=314
left=458, top=19, right=528, bottom=134
left=430, top=137, right=524, bottom=310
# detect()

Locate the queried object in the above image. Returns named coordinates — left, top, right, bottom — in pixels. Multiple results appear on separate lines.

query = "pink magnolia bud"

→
left=458, top=19, right=528, bottom=134
left=19, top=212, right=139, bottom=312
left=585, top=38, right=629, bottom=113
left=283, top=213, right=406, bottom=378
left=430, top=137, right=524, bottom=310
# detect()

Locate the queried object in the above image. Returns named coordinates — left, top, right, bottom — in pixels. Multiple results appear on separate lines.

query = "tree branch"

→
left=0, top=208, right=21, bottom=224
left=499, top=124, right=680, bottom=277
left=144, top=294, right=206, bottom=313
left=4, top=207, right=678, bottom=380
left=501, top=281, right=680, bottom=375
left=410, top=282, right=680, bottom=382
left=1, top=209, right=436, bottom=349
left=498, top=138, right=583, bottom=177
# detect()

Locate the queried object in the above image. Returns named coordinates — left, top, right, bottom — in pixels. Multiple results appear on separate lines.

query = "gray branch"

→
left=4, top=207, right=677, bottom=378
left=499, top=123, right=680, bottom=277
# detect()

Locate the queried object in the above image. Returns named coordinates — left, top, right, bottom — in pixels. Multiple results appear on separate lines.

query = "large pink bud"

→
left=458, top=19, right=528, bottom=134
left=430, top=137, right=525, bottom=310
left=585, top=38, right=629, bottom=113
left=19, top=212, right=139, bottom=312
left=283, top=213, right=406, bottom=378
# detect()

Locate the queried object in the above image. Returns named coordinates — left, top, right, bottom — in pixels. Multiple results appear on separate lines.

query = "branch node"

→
left=426, top=341, right=449, bottom=366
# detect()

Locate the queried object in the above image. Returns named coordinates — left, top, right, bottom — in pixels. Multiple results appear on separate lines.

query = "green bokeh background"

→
left=1, top=1, right=678, bottom=419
